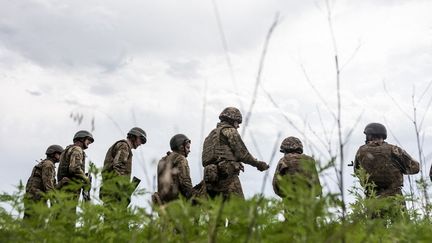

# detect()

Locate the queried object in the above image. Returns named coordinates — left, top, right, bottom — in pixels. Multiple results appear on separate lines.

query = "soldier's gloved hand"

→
left=256, top=161, right=269, bottom=171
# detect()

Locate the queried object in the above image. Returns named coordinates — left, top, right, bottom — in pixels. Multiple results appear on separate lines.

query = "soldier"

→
left=57, top=130, right=94, bottom=217
left=153, top=134, right=194, bottom=205
left=24, top=145, right=64, bottom=219
left=354, top=123, right=419, bottom=217
left=100, top=127, right=147, bottom=207
left=202, top=107, right=269, bottom=199
left=272, top=137, right=321, bottom=198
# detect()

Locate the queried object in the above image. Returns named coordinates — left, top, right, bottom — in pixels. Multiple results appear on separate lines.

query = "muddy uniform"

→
left=203, top=121, right=261, bottom=199
left=100, top=140, right=133, bottom=205
left=272, top=153, right=321, bottom=198
left=354, top=140, right=419, bottom=197
left=24, top=159, right=56, bottom=218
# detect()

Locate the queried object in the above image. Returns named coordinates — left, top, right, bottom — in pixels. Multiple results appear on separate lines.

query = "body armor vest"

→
left=202, top=124, right=236, bottom=166
left=57, top=145, right=85, bottom=181
left=358, top=143, right=403, bottom=189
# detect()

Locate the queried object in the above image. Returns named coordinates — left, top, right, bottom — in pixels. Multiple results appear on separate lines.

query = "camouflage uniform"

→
left=57, top=145, right=87, bottom=201
left=203, top=121, right=264, bottom=199
left=354, top=140, right=419, bottom=197
left=24, top=158, right=57, bottom=218
left=272, top=137, right=321, bottom=198
left=156, top=151, right=194, bottom=204
left=100, top=139, right=133, bottom=205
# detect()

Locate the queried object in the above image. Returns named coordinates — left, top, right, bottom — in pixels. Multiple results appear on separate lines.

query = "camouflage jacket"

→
left=354, top=140, right=419, bottom=197
left=157, top=151, right=194, bottom=204
left=57, top=145, right=86, bottom=183
left=272, top=153, right=321, bottom=197
left=203, top=121, right=259, bottom=167
left=25, top=158, right=56, bottom=200
left=102, top=140, right=133, bottom=181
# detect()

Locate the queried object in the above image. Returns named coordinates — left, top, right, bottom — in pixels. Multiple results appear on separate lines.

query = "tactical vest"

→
left=57, top=145, right=85, bottom=181
left=102, top=140, right=132, bottom=176
left=25, top=160, right=44, bottom=193
left=358, top=143, right=403, bottom=189
left=157, top=152, right=181, bottom=203
left=202, top=124, right=236, bottom=166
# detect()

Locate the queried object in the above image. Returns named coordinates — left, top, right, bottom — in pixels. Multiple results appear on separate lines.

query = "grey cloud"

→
left=166, top=59, right=201, bottom=80
left=0, top=0, right=309, bottom=70
left=26, top=89, right=42, bottom=96
left=89, top=82, right=118, bottom=96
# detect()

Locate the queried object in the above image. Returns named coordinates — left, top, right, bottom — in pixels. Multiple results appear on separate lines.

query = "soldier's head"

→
left=219, top=107, right=242, bottom=128
left=45, top=144, right=64, bottom=163
left=127, top=127, right=147, bottom=149
left=73, top=130, right=94, bottom=150
left=363, top=123, right=387, bottom=142
left=170, top=134, right=191, bottom=157
left=280, top=136, right=303, bottom=154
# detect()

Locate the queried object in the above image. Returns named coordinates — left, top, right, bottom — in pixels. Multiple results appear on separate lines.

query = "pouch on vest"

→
left=157, top=155, right=180, bottom=201
left=202, top=129, right=220, bottom=166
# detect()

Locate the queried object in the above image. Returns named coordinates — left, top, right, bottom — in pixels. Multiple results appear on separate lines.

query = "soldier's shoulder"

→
left=300, top=154, right=315, bottom=161
left=221, top=126, right=239, bottom=137
left=41, top=159, right=55, bottom=168
left=114, top=140, right=130, bottom=150
left=171, top=152, right=188, bottom=164
left=69, top=145, right=83, bottom=153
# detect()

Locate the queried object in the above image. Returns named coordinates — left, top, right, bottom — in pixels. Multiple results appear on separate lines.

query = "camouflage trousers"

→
left=365, top=187, right=407, bottom=220
left=206, top=175, right=244, bottom=200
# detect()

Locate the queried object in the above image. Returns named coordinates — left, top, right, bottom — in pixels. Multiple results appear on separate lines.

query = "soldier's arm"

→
left=353, top=149, right=361, bottom=174
left=272, top=161, right=284, bottom=197
left=306, top=157, right=322, bottom=196
left=41, top=162, right=56, bottom=192
left=222, top=128, right=259, bottom=167
left=68, top=148, right=87, bottom=180
left=392, top=146, right=420, bottom=175
left=112, top=142, right=131, bottom=176
left=177, top=157, right=194, bottom=199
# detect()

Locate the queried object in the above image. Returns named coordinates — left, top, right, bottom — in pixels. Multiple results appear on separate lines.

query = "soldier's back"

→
left=356, top=142, right=403, bottom=191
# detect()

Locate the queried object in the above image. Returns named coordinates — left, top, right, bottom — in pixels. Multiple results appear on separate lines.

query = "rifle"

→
left=347, top=161, right=354, bottom=167
left=131, top=176, right=141, bottom=191
left=82, top=173, right=92, bottom=201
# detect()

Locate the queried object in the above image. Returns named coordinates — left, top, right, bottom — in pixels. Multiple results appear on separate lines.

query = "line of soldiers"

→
left=23, top=106, right=421, bottom=220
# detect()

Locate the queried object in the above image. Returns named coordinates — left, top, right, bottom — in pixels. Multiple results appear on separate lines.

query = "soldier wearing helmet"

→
left=24, top=144, right=64, bottom=219
left=153, top=134, right=195, bottom=205
left=100, top=127, right=147, bottom=207
left=57, top=130, right=94, bottom=219
left=272, top=137, right=321, bottom=198
left=354, top=123, right=419, bottom=217
left=201, top=107, right=269, bottom=199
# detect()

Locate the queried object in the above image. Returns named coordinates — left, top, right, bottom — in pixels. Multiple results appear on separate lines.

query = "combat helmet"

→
left=128, top=127, right=147, bottom=144
left=170, top=134, right=191, bottom=151
left=280, top=136, right=303, bottom=153
left=363, top=123, right=387, bottom=139
left=219, top=107, right=242, bottom=124
left=45, top=144, right=64, bottom=155
left=73, top=130, right=94, bottom=143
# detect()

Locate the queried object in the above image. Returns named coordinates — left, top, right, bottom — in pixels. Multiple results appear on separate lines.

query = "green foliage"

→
left=1, top=169, right=432, bottom=242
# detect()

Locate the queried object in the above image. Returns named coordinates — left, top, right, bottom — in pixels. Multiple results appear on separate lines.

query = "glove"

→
left=256, top=161, right=269, bottom=171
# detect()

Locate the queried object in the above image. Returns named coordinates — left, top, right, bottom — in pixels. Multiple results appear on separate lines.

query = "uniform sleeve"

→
left=353, top=148, right=361, bottom=174
left=272, top=160, right=284, bottom=197
left=222, top=128, right=258, bottom=167
left=176, top=157, right=194, bottom=199
left=112, top=142, right=131, bottom=176
left=392, top=146, right=420, bottom=175
left=305, top=157, right=322, bottom=196
left=41, top=162, right=56, bottom=192
left=68, top=148, right=86, bottom=179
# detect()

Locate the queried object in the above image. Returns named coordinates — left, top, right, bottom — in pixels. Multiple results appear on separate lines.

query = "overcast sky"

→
left=1, top=0, right=431, bottom=209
